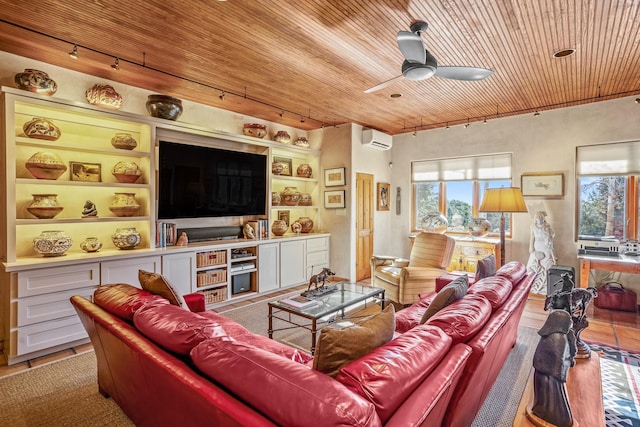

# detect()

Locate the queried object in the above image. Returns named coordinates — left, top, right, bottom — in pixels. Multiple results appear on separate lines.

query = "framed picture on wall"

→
left=324, top=190, right=345, bottom=209
left=377, top=182, right=390, bottom=211
left=324, top=167, right=346, bottom=187
left=277, top=210, right=290, bottom=226
left=70, top=161, right=101, bottom=182
left=273, top=156, right=292, bottom=176
left=521, top=172, right=564, bottom=197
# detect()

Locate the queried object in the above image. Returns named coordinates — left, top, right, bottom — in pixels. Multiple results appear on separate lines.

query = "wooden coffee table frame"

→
left=268, top=283, right=385, bottom=355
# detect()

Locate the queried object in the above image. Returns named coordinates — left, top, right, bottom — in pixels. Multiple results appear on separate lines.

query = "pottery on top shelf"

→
left=14, top=69, right=57, bottom=96
left=146, top=94, right=183, bottom=121
left=27, top=194, right=64, bottom=219
left=23, top=117, right=61, bottom=141
left=293, top=137, right=310, bottom=148
left=25, top=152, right=67, bottom=180
left=85, top=84, right=123, bottom=110
left=243, top=123, right=267, bottom=138
left=274, top=130, right=291, bottom=144
left=112, top=161, right=142, bottom=183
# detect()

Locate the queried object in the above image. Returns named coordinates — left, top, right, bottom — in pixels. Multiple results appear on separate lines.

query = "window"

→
left=577, top=142, right=640, bottom=240
left=412, top=154, right=513, bottom=234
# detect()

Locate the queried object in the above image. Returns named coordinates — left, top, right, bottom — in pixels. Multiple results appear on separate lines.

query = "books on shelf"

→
left=280, top=295, right=319, bottom=309
left=247, top=219, right=269, bottom=240
left=156, top=221, right=177, bottom=247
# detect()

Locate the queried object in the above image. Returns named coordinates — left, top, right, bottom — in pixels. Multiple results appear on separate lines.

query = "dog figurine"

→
left=307, top=267, right=335, bottom=291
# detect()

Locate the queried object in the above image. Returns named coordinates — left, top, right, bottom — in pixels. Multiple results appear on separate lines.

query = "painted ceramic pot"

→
left=296, top=163, right=312, bottom=178
left=14, top=69, right=57, bottom=95
left=109, top=192, right=141, bottom=217
left=297, top=216, right=314, bottom=233
left=146, top=94, right=183, bottom=120
left=421, top=212, right=448, bottom=234
left=80, top=237, right=102, bottom=253
left=272, top=162, right=285, bottom=175
left=33, top=230, right=72, bottom=257
left=291, top=221, right=302, bottom=234
left=85, top=84, right=123, bottom=109
left=274, top=131, right=291, bottom=144
left=281, top=187, right=301, bottom=206
left=293, top=137, right=309, bottom=148
left=23, top=117, right=61, bottom=141
left=111, top=161, right=142, bottom=183
left=299, top=193, right=313, bottom=206
left=243, top=123, right=267, bottom=138
left=468, top=217, right=492, bottom=237
left=25, top=152, right=67, bottom=180
left=111, top=227, right=141, bottom=250
left=271, top=220, right=288, bottom=236
left=27, top=194, right=63, bottom=219
left=110, top=133, right=137, bottom=150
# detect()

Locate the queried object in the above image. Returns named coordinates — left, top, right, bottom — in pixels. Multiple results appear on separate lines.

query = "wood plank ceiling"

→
left=0, top=0, right=639, bottom=135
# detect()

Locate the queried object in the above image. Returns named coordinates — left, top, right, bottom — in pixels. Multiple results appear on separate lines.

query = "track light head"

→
left=300, top=116, right=305, bottom=123
left=69, top=44, right=78, bottom=59
left=534, top=111, right=540, bottom=117
left=219, top=91, right=225, bottom=100
left=111, top=58, right=120, bottom=70
left=279, top=110, right=284, bottom=117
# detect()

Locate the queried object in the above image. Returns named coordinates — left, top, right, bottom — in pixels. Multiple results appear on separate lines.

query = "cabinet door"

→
left=17, top=263, right=100, bottom=297
left=101, top=256, right=161, bottom=287
left=280, top=240, right=306, bottom=287
left=162, top=252, right=195, bottom=295
left=258, top=242, right=279, bottom=292
left=17, top=287, right=95, bottom=327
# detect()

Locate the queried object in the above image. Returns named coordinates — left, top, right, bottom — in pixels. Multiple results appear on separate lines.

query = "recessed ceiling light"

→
left=390, top=93, right=402, bottom=98
left=553, top=48, right=576, bottom=58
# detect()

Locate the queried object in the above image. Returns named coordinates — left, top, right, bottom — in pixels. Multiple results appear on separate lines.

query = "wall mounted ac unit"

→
left=362, top=129, right=392, bottom=150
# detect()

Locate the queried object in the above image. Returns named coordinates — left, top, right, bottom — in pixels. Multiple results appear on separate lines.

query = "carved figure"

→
left=527, top=211, right=557, bottom=294
left=243, top=223, right=255, bottom=239
left=529, top=309, right=576, bottom=427
left=176, top=232, right=188, bottom=246
left=307, top=267, right=335, bottom=291
left=81, top=200, right=98, bottom=217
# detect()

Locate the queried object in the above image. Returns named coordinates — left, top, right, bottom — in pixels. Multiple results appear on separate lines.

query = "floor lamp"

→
left=479, top=187, right=528, bottom=267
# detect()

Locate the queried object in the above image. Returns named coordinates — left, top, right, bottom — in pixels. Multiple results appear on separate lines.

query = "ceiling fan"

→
left=364, top=21, right=493, bottom=93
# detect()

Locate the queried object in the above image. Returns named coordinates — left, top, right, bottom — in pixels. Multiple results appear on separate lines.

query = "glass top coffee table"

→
left=268, top=282, right=385, bottom=355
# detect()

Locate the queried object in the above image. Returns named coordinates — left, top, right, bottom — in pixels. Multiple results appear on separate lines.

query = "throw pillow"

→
left=475, top=254, right=496, bottom=281
left=313, top=304, right=395, bottom=377
left=420, top=274, right=468, bottom=323
left=138, top=270, right=187, bottom=309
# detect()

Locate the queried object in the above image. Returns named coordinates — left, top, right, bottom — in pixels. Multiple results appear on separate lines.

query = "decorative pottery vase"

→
left=272, top=162, right=285, bottom=175
left=421, top=212, right=448, bottom=234
left=25, top=152, right=67, bottom=180
left=291, top=221, right=302, bottom=234
left=299, top=193, right=313, bottom=206
left=23, top=117, right=61, bottom=141
left=111, top=227, right=141, bottom=250
left=14, top=69, right=57, bottom=95
left=80, top=237, right=102, bottom=253
left=468, top=217, right=492, bottom=237
left=274, top=131, right=291, bottom=144
left=145, top=94, right=183, bottom=120
left=293, top=137, right=310, bottom=148
left=271, top=192, right=281, bottom=206
left=85, top=84, right=123, bottom=109
left=281, top=187, right=301, bottom=206
left=110, top=133, right=137, bottom=150
left=243, top=123, right=267, bottom=138
left=297, top=216, right=314, bottom=233
left=111, top=161, right=142, bottom=183
left=32, top=230, right=72, bottom=257
left=271, top=220, right=288, bottom=236
left=27, top=194, right=63, bottom=219
left=109, top=192, right=141, bottom=217
left=296, top=163, right=312, bottom=178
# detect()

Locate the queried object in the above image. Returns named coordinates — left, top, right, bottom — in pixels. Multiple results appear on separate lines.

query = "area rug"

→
left=589, top=343, right=640, bottom=427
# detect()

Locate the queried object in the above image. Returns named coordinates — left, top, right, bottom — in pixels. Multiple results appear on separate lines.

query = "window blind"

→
left=412, top=153, right=512, bottom=182
left=577, top=141, right=640, bottom=176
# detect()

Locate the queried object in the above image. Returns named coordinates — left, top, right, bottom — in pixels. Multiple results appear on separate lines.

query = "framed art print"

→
left=324, top=190, right=345, bottom=208
left=70, top=161, right=101, bottom=182
left=324, top=167, right=346, bottom=187
left=521, top=172, right=564, bottom=197
left=377, top=182, right=390, bottom=211
left=272, top=156, right=292, bottom=176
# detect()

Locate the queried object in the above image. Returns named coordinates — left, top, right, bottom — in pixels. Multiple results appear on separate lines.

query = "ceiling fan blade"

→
left=397, top=31, right=426, bottom=64
left=364, top=75, right=404, bottom=93
left=435, top=66, right=494, bottom=81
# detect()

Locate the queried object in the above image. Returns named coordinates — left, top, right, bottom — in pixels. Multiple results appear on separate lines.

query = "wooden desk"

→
left=578, top=254, right=640, bottom=288
left=513, top=352, right=604, bottom=426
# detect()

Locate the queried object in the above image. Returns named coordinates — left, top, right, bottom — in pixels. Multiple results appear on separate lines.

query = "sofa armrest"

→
left=371, top=255, right=396, bottom=268
left=184, top=292, right=206, bottom=312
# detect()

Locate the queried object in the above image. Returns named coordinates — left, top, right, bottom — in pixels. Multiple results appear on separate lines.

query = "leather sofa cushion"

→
left=192, top=338, right=382, bottom=427
left=420, top=274, right=468, bottom=323
left=94, top=283, right=169, bottom=322
left=394, top=293, right=435, bottom=333
left=467, top=276, right=514, bottom=310
left=234, top=332, right=313, bottom=364
left=139, top=270, right=187, bottom=309
left=313, top=304, right=395, bottom=377
left=425, top=294, right=492, bottom=344
left=495, top=261, right=526, bottom=285
left=335, top=324, right=452, bottom=423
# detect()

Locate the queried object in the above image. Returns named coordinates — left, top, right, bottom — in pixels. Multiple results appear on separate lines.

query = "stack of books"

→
left=247, top=219, right=269, bottom=239
left=156, top=221, right=177, bottom=247
left=280, top=295, right=318, bottom=309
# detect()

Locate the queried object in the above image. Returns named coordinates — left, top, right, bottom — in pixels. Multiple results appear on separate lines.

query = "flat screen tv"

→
left=158, top=140, right=267, bottom=219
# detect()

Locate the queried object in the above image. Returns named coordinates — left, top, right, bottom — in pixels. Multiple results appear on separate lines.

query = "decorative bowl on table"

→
left=25, top=152, right=67, bottom=180
left=243, top=123, right=267, bottom=138
left=111, top=161, right=142, bottom=183
left=468, top=217, right=492, bottom=237
left=421, top=212, right=448, bottom=234
left=85, top=84, right=123, bottom=109
left=23, top=117, right=61, bottom=141
left=145, top=94, right=183, bottom=121
left=14, top=69, right=57, bottom=96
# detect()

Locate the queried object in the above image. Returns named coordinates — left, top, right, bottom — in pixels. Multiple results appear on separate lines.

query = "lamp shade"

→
left=479, top=187, right=528, bottom=213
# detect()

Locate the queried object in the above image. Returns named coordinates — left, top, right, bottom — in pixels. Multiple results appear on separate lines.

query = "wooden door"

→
left=356, top=173, right=374, bottom=280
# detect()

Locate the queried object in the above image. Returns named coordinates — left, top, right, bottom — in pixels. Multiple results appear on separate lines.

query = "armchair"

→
left=370, top=232, right=456, bottom=305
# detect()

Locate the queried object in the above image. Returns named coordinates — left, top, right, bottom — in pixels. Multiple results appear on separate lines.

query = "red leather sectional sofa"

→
left=70, top=261, right=532, bottom=427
